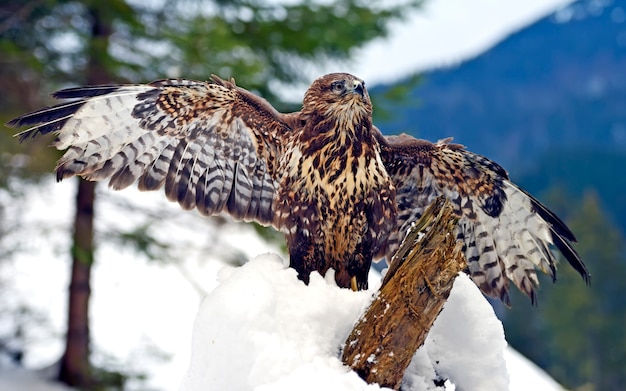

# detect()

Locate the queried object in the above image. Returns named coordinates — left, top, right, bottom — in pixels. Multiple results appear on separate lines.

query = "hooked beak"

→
left=349, top=80, right=365, bottom=97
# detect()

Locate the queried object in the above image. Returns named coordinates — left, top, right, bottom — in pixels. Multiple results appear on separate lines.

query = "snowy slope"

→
left=180, top=254, right=562, bottom=391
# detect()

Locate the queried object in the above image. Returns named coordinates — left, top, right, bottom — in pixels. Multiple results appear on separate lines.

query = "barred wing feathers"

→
left=7, top=77, right=292, bottom=226
left=380, top=133, right=590, bottom=305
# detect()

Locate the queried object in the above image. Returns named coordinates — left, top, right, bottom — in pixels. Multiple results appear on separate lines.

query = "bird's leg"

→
left=287, top=231, right=322, bottom=286
left=348, top=243, right=373, bottom=291
left=289, top=253, right=312, bottom=285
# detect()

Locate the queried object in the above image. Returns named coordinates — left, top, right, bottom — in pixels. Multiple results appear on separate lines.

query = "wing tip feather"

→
left=552, top=232, right=591, bottom=285
left=51, top=85, right=123, bottom=99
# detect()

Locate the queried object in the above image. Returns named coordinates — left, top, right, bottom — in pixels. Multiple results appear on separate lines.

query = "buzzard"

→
left=7, top=73, right=589, bottom=301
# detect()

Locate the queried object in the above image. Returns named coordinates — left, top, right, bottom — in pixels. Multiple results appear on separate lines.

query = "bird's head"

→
left=302, top=73, right=372, bottom=121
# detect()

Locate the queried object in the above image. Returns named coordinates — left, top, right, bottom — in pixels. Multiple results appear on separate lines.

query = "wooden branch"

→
left=342, top=197, right=467, bottom=389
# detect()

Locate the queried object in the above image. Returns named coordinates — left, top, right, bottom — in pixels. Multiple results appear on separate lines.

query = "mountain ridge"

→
left=374, top=0, right=626, bottom=172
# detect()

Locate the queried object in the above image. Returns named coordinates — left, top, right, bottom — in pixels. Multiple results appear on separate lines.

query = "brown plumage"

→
left=6, top=72, right=588, bottom=302
left=7, top=73, right=396, bottom=291
left=376, top=132, right=590, bottom=305
left=273, top=75, right=396, bottom=290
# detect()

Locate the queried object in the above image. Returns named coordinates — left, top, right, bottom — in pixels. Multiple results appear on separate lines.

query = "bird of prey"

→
left=7, top=73, right=589, bottom=302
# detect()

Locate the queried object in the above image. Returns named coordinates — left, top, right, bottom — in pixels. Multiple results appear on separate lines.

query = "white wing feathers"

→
left=459, top=180, right=556, bottom=304
left=8, top=78, right=288, bottom=227
left=380, top=134, right=589, bottom=305
left=56, top=88, right=158, bottom=184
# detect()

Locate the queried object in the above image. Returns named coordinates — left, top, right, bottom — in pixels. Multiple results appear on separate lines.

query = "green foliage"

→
left=109, top=223, right=173, bottom=262
left=371, top=73, right=422, bottom=123
left=0, top=0, right=421, bottom=93
left=251, top=221, right=287, bottom=254
left=503, top=190, right=626, bottom=391
left=158, top=0, right=421, bottom=105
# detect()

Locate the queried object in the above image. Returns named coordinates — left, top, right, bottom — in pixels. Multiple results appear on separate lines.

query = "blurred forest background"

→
left=1, top=0, right=625, bottom=390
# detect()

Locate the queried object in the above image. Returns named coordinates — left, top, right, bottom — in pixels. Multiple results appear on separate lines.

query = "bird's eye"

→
left=330, top=81, right=345, bottom=93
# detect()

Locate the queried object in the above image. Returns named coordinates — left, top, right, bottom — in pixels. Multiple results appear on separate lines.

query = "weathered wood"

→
left=341, top=197, right=467, bottom=389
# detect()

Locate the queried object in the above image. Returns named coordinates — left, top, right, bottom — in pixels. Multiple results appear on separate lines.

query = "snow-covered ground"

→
left=0, top=248, right=565, bottom=390
left=0, top=179, right=565, bottom=390
left=180, top=254, right=564, bottom=391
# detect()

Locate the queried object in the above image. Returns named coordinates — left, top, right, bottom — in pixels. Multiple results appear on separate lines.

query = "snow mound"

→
left=181, top=254, right=509, bottom=391
left=505, top=348, right=566, bottom=391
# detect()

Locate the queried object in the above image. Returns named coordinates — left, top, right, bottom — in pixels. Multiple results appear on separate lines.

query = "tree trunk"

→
left=59, top=179, right=96, bottom=387
left=58, top=4, right=112, bottom=388
left=341, top=197, right=466, bottom=389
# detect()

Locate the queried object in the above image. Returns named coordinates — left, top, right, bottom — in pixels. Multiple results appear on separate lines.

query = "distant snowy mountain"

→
left=375, top=0, right=626, bottom=170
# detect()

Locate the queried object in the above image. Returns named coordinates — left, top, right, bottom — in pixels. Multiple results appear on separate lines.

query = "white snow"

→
left=506, top=349, right=566, bottom=391
left=422, top=275, right=508, bottom=390
left=180, top=253, right=559, bottom=391
left=0, top=366, right=73, bottom=391
left=181, top=254, right=374, bottom=391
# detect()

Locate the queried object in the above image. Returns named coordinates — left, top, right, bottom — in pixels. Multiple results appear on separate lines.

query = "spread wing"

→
left=7, top=76, right=294, bottom=226
left=379, top=133, right=590, bottom=305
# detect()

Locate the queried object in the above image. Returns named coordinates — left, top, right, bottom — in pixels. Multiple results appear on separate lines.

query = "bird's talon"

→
left=350, top=276, right=358, bottom=291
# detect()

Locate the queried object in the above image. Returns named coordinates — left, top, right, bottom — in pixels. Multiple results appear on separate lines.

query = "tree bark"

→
left=58, top=4, right=112, bottom=388
left=59, top=179, right=96, bottom=387
left=341, top=197, right=466, bottom=390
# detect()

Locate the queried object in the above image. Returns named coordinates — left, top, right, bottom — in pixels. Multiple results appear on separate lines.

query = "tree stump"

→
left=342, top=197, right=467, bottom=389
